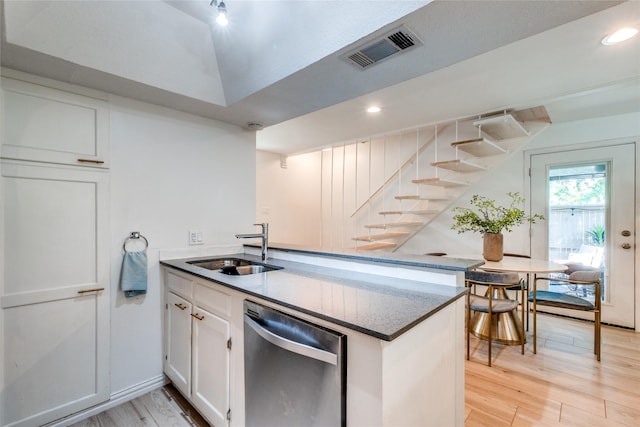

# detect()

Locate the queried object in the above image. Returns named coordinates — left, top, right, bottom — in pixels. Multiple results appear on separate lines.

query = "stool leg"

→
left=595, top=308, right=601, bottom=361
left=488, top=286, right=493, bottom=367
left=488, top=315, right=492, bottom=367
left=521, top=299, right=525, bottom=356
left=466, top=295, right=470, bottom=361
left=521, top=280, right=526, bottom=354
left=525, top=273, right=530, bottom=331
left=595, top=281, right=601, bottom=361
left=532, top=292, right=537, bottom=355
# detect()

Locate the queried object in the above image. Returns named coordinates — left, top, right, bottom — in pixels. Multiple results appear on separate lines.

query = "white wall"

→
left=109, top=97, right=256, bottom=394
left=256, top=150, right=322, bottom=246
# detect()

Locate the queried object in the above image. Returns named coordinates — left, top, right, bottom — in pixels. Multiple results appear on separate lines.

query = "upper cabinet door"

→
left=0, top=77, right=109, bottom=168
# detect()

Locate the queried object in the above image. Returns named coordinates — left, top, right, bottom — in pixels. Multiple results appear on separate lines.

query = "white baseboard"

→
left=45, top=375, right=167, bottom=427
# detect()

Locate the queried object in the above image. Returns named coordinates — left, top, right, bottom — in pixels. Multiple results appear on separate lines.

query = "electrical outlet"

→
left=189, top=230, right=204, bottom=245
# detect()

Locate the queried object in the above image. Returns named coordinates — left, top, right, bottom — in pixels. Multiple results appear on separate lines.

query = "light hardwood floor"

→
left=465, top=313, right=640, bottom=426
left=70, top=384, right=209, bottom=427
left=71, top=314, right=639, bottom=427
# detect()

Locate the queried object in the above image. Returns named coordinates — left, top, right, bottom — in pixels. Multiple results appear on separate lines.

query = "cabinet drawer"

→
left=194, top=283, right=231, bottom=318
left=166, top=270, right=193, bottom=299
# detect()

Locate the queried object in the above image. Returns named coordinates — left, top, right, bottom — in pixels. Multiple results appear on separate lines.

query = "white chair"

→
left=556, top=244, right=604, bottom=269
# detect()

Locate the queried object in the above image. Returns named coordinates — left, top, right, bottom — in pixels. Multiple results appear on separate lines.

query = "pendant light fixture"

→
left=210, top=0, right=228, bottom=26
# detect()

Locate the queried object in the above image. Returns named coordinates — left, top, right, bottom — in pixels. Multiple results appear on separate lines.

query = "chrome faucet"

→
left=236, top=223, right=269, bottom=261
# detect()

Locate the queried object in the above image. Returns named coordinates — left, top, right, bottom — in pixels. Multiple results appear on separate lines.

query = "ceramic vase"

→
left=483, top=232, right=503, bottom=261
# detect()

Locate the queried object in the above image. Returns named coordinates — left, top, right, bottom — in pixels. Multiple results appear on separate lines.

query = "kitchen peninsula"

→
left=160, top=246, right=479, bottom=427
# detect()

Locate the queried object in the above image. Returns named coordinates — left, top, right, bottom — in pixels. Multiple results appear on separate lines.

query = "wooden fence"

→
left=548, top=205, right=605, bottom=261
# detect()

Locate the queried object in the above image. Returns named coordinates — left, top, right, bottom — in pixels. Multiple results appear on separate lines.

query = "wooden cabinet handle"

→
left=78, top=287, right=105, bottom=294
left=77, top=158, right=105, bottom=164
left=174, top=303, right=188, bottom=311
left=191, top=313, right=205, bottom=321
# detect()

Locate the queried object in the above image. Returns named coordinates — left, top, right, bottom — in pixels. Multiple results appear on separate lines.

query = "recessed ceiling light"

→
left=601, top=27, right=638, bottom=45
left=367, top=106, right=381, bottom=113
left=247, top=122, right=264, bottom=131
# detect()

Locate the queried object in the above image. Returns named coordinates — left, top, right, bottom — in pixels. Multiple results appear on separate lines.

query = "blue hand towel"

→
left=120, top=251, right=148, bottom=298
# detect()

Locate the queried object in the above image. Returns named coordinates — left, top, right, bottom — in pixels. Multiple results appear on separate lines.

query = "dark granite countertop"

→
left=161, top=248, right=477, bottom=341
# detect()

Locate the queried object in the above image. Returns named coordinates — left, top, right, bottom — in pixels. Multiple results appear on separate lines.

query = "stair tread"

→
left=379, top=210, right=439, bottom=215
left=411, top=177, right=468, bottom=187
left=451, top=137, right=506, bottom=157
left=353, top=242, right=398, bottom=251
left=473, top=113, right=530, bottom=140
left=352, top=232, right=410, bottom=241
left=395, top=195, right=451, bottom=201
left=365, top=222, right=423, bottom=229
left=431, top=159, right=487, bottom=173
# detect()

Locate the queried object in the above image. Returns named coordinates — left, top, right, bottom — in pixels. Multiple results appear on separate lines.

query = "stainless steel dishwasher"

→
left=243, top=300, right=346, bottom=427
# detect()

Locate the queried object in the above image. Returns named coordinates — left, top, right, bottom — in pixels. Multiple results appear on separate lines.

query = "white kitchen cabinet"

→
left=165, top=292, right=192, bottom=398
left=0, top=73, right=111, bottom=426
left=192, top=304, right=231, bottom=426
left=164, top=270, right=231, bottom=427
left=0, top=160, right=110, bottom=427
left=0, top=74, right=109, bottom=168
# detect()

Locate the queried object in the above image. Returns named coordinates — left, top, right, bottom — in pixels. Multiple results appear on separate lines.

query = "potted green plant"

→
left=451, top=192, right=544, bottom=261
left=585, top=225, right=605, bottom=246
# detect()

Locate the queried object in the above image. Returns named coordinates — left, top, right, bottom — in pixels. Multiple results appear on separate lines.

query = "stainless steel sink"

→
left=187, top=257, right=282, bottom=275
left=221, top=265, right=279, bottom=275
left=188, top=258, right=252, bottom=270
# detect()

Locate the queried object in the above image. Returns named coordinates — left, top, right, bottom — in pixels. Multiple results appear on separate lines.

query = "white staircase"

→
left=351, top=107, right=551, bottom=251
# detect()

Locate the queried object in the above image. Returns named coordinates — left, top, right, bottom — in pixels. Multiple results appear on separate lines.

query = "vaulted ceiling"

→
left=2, top=1, right=639, bottom=154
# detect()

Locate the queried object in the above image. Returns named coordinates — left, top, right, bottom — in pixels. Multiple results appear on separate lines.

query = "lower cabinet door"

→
left=165, top=292, right=192, bottom=398
left=2, top=293, right=108, bottom=427
left=191, top=306, right=230, bottom=426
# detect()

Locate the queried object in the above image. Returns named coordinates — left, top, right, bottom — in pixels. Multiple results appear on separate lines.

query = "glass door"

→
left=547, top=163, right=606, bottom=298
left=529, top=143, right=635, bottom=328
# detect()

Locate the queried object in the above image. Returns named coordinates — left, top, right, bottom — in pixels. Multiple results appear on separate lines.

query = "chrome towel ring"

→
left=123, top=231, right=148, bottom=252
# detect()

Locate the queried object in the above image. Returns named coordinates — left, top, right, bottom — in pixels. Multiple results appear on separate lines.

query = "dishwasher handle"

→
left=244, top=314, right=338, bottom=366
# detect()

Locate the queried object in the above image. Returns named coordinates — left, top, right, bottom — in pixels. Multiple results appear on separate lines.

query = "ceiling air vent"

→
left=342, top=25, right=422, bottom=70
